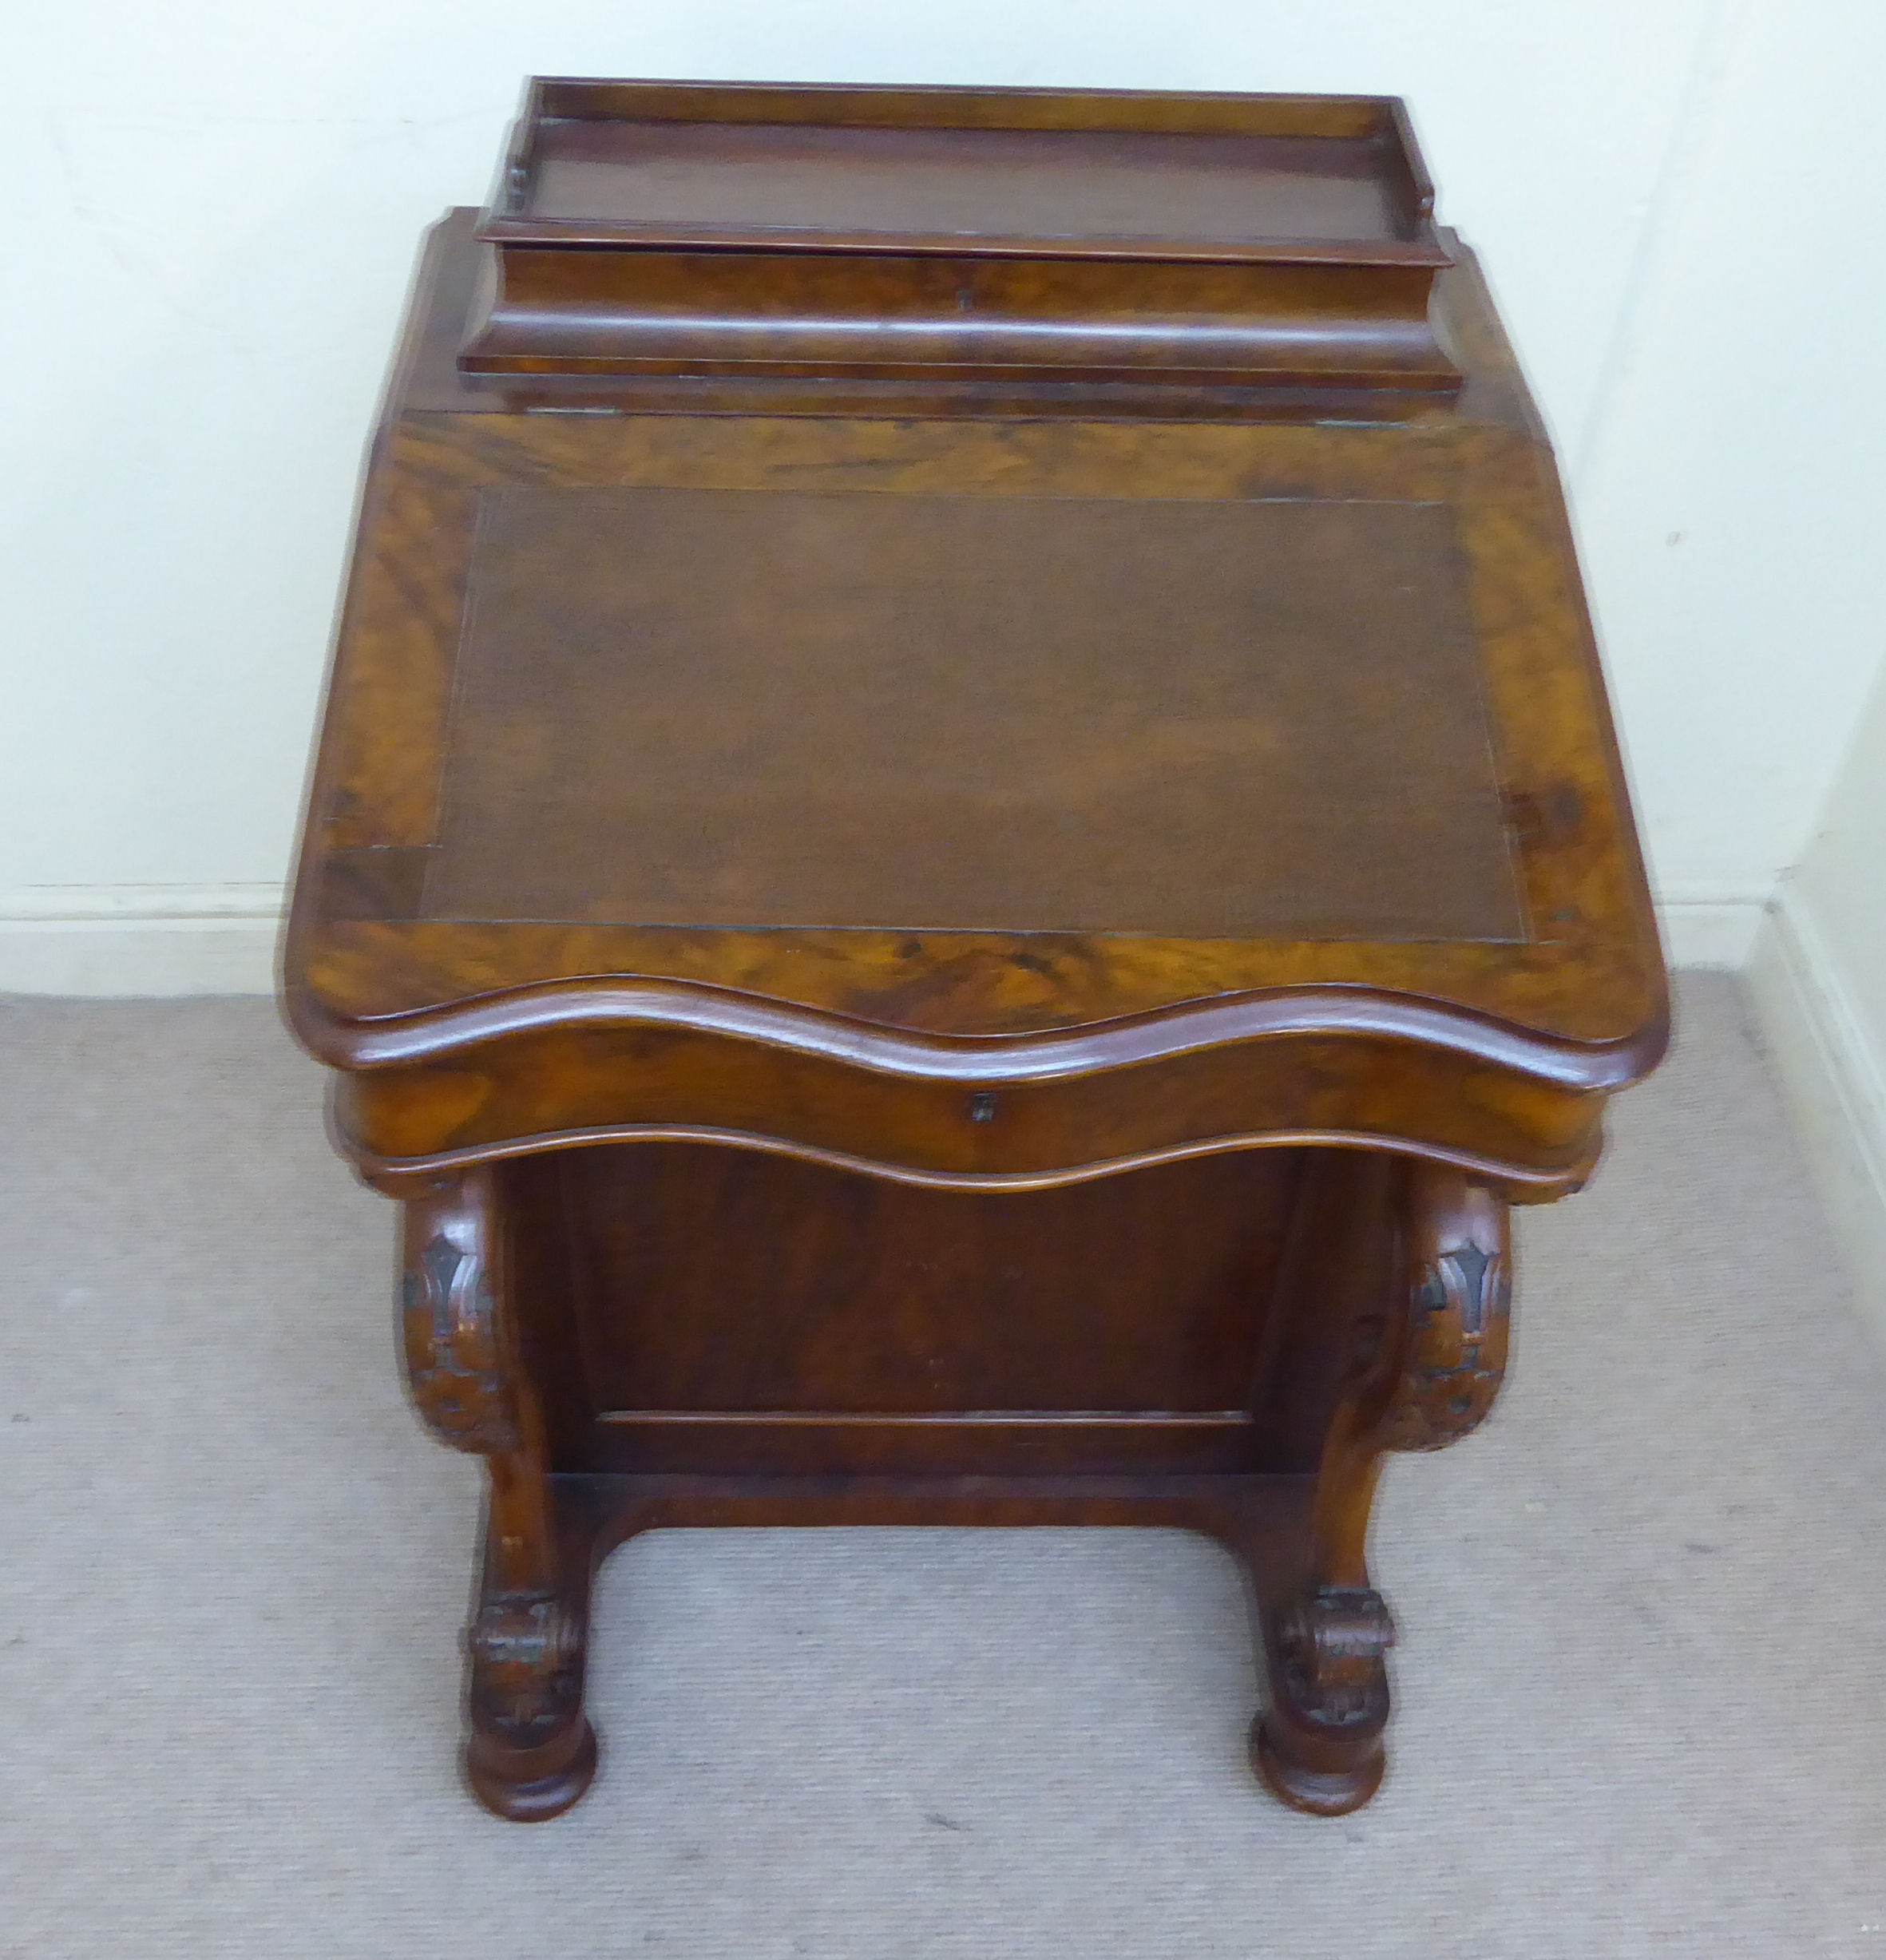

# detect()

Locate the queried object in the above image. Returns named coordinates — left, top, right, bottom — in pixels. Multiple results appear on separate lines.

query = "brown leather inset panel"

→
left=425, top=487, right=1523, bottom=940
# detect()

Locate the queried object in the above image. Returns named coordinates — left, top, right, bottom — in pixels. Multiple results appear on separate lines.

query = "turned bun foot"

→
left=1250, top=1709, right=1385, bottom=1816
left=464, top=1712, right=598, bottom=1823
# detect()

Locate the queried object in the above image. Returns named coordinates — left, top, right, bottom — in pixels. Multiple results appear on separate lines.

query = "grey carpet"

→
left=2, top=974, right=1884, bottom=1958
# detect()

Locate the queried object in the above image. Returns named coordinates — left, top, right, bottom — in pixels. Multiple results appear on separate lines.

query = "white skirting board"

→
left=1744, top=884, right=1886, bottom=1355
left=1654, top=889, right=1769, bottom=970
left=0, top=888, right=283, bottom=997
left=1, top=881, right=1765, bottom=996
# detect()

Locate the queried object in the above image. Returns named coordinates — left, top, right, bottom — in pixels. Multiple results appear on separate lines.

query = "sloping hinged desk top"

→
left=285, top=79, right=1667, bottom=1202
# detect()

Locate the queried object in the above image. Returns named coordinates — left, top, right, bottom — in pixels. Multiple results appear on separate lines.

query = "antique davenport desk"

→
left=283, top=79, right=1667, bottom=1822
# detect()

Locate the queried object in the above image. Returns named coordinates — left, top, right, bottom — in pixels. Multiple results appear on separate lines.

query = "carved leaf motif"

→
left=401, top=1228, right=520, bottom=1455
left=1449, top=1242, right=1492, bottom=1340
left=1382, top=1233, right=1511, bottom=1452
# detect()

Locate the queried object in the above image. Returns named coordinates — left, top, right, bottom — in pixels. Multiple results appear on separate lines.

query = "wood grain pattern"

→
left=530, top=1141, right=1302, bottom=1429
left=289, top=323, right=1658, bottom=1029
left=285, top=299, right=1662, bottom=1181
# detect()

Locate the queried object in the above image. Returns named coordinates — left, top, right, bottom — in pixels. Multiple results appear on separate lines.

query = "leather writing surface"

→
left=424, top=485, right=1523, bottom=941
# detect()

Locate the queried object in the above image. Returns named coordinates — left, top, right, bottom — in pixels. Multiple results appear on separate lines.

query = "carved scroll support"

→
left=397, top=1169, right=596, bottom=1820
left=1253, top=1156, right=1512, bottom=1815
left=398, top=1169, right=521, bottom=1458
left=1379, top=1166, right=1512, bottom=1453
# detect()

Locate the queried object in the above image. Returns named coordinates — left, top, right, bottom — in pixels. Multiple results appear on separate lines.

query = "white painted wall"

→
left=1572, top=0, right=1886, bottom=960
left=2, top=0, right=1883, bottom=988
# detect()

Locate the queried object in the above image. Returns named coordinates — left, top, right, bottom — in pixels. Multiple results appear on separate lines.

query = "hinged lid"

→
left=458, top=79, right=1462, bottom=395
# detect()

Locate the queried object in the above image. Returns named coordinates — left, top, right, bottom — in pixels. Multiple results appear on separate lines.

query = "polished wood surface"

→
left=462, top=81, right=1459, bottom=391
left=511, top=1143, right=1303, bottom=1472
left=495, top=82, right=1440, bottom=255
left=284, top=78, right=1666, bottom=1823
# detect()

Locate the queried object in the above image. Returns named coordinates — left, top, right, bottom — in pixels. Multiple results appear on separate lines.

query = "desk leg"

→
left=1252, top=1158, right=1512, bottom=1814
left=396, top=1166, right=598, bottom=1821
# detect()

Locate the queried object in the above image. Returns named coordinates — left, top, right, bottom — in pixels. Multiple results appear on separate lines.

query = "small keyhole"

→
left=969, top=1091, right=997, bottom=1123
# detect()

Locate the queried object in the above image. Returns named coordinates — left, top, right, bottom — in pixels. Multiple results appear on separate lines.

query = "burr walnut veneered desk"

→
left=283, top=79, right=1667, bottom=1823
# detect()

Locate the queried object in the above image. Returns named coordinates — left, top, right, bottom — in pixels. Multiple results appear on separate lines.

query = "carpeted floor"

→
left=2, top=973, right=1884, bottom=1958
